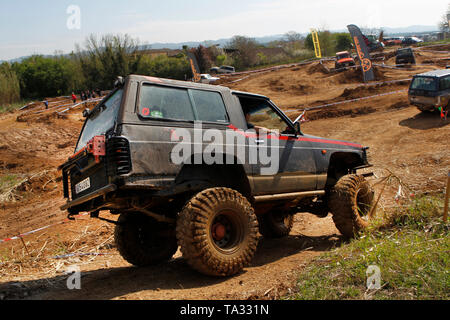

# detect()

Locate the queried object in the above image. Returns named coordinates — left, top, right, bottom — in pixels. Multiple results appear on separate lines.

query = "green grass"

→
left=0, top=249, right=10, bottom=263
left=417, top=38, right=450, bottom=48
left=0, top=174, right=22, bottom=194
left=287, top=196, right=449, bottom=300
left=0, top=100, right=32, bottom=114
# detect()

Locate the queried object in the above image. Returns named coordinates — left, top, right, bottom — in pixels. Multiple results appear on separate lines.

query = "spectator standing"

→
left=71, top=93, right=77, bottom=104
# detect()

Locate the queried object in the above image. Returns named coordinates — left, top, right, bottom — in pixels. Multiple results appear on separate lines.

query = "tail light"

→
left=107, top=137, right=132, bottom=175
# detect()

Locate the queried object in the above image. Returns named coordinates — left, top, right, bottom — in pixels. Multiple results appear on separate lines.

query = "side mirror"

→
left=294, top=122, right=301, bottom=135
left=82, top=108, right=90, bottom=118
left=114, top=76, right=124, bottom=88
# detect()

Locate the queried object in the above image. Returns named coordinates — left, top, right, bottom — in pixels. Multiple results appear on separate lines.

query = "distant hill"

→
left=143, top=34, right=286, bottom=50
left=139, top=25, right=439, bottom=50
left=383, top=25, right=439, bottom=34
left=2, top=25, right=440, bottom=62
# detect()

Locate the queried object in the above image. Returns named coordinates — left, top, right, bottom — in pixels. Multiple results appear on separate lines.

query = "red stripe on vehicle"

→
left=227, top=125, right=362, bottom=148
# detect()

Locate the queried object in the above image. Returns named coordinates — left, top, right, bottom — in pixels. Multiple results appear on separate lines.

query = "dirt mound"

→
left=307, top=105, right=377, bottom=121
left=340, top=86, right=379, bottom=99
left=16, top=111, right=68, bottom=124
left=421, top=44, right=450, bottom=52
left=422, top=59, right=450, bottom=68
left=307, top=62, right=330, bottom=75
left=0, top=170, right=60, bottom=203
left=267, top=78, right=313, bottom=94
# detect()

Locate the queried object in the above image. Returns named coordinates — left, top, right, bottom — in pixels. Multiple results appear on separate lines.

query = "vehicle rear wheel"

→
left=115, top=213, right=178, bottom=266
left=176, top=188, right=259, bottom=276
left=328, top=175, right=374, bottom=238
left=258, top=211, right=294, bottom=238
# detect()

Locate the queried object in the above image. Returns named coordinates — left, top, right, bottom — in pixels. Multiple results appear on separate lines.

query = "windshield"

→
left=410, top=77, right=437, bottom=91
left=76, top=89, right=123, bottom=152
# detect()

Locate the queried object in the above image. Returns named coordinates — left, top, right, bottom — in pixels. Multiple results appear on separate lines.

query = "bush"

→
left=12, top=55, right=81, bottom=99
left=136, top=55, right=191, bottom=80
left=0, top=63, right=21, bottom=105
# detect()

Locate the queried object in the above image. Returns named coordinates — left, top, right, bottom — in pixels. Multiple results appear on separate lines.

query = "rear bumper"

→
left=60, top=184, right=117, bottom=211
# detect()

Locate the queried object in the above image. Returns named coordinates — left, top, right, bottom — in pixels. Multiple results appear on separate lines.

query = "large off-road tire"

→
left=328, top=175, right=374, bottom=238
left=115, top=213, right=178, bottom=267
left=258, top=211, right=294, bottom=238
left=176, top=188, right=259, bottom=277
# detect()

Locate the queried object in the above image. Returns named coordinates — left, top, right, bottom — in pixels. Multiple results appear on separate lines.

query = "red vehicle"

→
left=335, top=51, right=356, bottom=70
left=383, top=38, right=403, bottom=46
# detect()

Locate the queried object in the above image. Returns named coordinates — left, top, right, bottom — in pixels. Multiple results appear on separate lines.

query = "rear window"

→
left=139, top=85, right=229, bottom=123
left=76, top=89, right=123, bottom=152
left=440, top=76, right=450, bottom=90
left=410, top=77, right=437, bottom=91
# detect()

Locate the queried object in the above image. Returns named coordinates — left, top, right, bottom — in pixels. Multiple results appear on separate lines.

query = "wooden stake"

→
left=19, top=235, right=30, bottom=256
left=444, top=172, right=450, bottom=223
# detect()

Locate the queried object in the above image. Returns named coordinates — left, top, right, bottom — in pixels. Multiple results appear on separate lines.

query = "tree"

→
left=190, top=45, right=214, bottom=73
left=335, top=33, right=353, bottom=52
left=75, top=34, right=141, bottom=90
left=305, top=30, right=334, bottom=57
left=0, top=63, right=20, bottom=105
left=439, top=4, right=450, bottom=32
left=226, top=36, right=259, bottom=70
left=136, top=55, right=191, bottom=80
left=12, top=55, right=80, bottom=99
left=284, top=31, right=302, bottom=43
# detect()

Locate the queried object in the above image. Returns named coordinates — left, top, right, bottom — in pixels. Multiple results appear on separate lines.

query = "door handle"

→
left=255, top=140, right=265, bottom=145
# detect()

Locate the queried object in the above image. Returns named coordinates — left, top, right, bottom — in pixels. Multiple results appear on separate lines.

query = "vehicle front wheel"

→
left=115, top=213, right=178, bottom=267
left=176, top=188, right=259, bottom=277
left=328, top=175, right=374, bottom=238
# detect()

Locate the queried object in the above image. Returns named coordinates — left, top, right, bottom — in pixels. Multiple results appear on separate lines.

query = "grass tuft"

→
left=287, top=195, right=449, bottom=300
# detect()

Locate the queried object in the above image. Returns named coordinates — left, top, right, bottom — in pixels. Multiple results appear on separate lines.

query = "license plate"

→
left=75, top=178, right=91, bottom=194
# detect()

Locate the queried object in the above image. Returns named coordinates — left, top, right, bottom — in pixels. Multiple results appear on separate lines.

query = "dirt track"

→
left=0, top=46, right=449, bottom=300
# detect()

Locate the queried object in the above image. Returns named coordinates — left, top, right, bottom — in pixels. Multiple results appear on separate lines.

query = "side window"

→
left=238, top=96, right=292, bottom=134
left=139, top=85, right=195, bottom=121
left=191, top=90, right=229, bottom=123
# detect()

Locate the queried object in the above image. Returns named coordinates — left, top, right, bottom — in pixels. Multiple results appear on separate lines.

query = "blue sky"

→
left=0, top=0, right=448, bottom=60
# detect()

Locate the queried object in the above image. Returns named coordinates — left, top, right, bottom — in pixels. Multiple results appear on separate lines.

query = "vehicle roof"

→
left=126, top=74, right=268, bottom=98
left=127, top=74, right=229, bottom=91
left=414, top=69, right=450, bottom=78
left=231, top=90, right=269, bottom=99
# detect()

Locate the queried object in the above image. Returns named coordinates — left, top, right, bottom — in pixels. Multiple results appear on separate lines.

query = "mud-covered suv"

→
left=396, top=48, right=416, bottom=65
left=60, top=75, right=374, bottom=277
left=409, top=69, right=450, bottom=113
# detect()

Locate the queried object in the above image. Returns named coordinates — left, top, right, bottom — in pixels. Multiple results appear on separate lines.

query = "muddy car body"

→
left=335, top=51, right=356, bottom=70
left=60, top=74, right=374, bottom=276
left=396, top=48, right=416, bottom=65
left=409, top=69, right=450, bottom=112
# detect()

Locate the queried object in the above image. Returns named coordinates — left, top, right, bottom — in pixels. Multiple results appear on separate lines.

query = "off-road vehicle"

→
left=409, top=69, right=450, bottom=113
left=60, top=75, right=374, bottom=277
left=210, top=66, right=235, bottom=74
left=335, top=51, right=356, bottom=70
left=396, top=48, right=416, bottom=65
